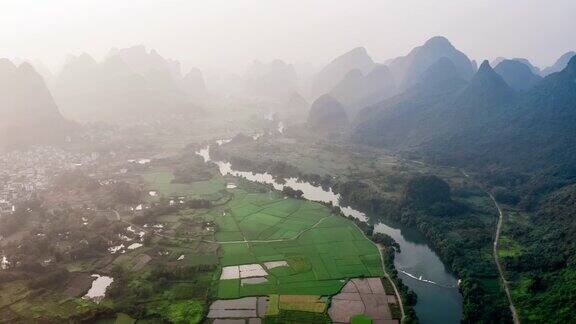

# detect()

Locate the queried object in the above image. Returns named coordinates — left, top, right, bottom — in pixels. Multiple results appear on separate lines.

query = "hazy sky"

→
left=1, top=0, right=575, bottom=73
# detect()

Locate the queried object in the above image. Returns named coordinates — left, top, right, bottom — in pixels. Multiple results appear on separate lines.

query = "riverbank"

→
left=199, top=140, right=456, bottom=323
left=208, top=134, right=516, bottom=322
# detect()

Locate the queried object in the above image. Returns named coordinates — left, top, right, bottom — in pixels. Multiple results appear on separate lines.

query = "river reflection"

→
left=197, top=142, right=462, bottom=323
left=197, top=144, right=367, bottom=221
left=375, top=223, right=463, bottom=323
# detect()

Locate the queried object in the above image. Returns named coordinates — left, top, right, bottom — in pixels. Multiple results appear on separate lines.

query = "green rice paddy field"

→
left=3, top=155, right=386, bottom=323
left=211, top=188, right=384, bottom=299
left=141, top=169, right=385, bottom=315
left=141, top=169, right=225, bottom=198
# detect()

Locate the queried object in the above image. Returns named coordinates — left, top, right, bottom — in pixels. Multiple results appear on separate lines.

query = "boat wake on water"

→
left=398, top=269, right=457, bottom=289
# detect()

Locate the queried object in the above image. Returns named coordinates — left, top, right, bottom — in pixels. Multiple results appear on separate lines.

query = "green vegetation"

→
left=278, top=295, right=327, bottom=313
left=0, top=284, right=98, bottom=322
left=379, top=244, right=418, bottom=323
left=216, top=278, right=240, bottom=298
left=0, top=138, right=394, bottom=323
left=115, top=313, right=136, bottom=324
left=264, top=309, right=332, bottom=324
left=215, top=137, right=512, bottom=323
left=497, top=237, right=522, bottom=258
left=401, top=175, right=452, bottom=207
left=164, top=300, right=204, bottom=324
left=0, top=162, right=224, bottom=322
left=347, top=55, right=576, bottom=323
left=93, top=313, right=136, bottom=324
left=493, top=184, right=576, bottom=323
left=389, top=302, right=401, bottom=319
left=141, top=169, right=224, bottom=198
left=351, top=314, right=372, bottom=324
left=214, top=190, right=383, bottom=298
left=266, top=294, right=280, bottom=316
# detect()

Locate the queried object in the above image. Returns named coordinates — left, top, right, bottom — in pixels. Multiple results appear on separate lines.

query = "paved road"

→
left=489, top=194, right=521, bottom=324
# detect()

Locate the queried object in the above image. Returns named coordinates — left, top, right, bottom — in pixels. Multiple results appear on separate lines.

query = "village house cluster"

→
left=0, top=146, right=99, bottom=216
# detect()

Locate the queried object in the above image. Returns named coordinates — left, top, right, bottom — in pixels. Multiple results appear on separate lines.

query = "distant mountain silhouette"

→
left=353, top=60, right=514, bottom=149
left=386, top=36, right=475, bottom=89
left=485, top=55, right=576, bottom=168
left=354, top=57, right=466, bottom=129
left=0, top=59, right=18, bottom=116
left=417, top=57, right=467, bottom=93
left=494, top=59, right=542, bottom=91
left=53, top=53, right=100, bottom=101
left=31, top=60, right=54, bottom=86
left=275, top=92, right=309, bottom=122
left=311, top=47, right=375, bottom=99
left=541, top=51, right=576, bottom=76
left=0, top=59, right=72, bottom=148
left=307, top=94, right=348, bottom=131
left=455, top=60, right=515, bottom=112
left=53, top=46, right=206, bottom=121
left=353, top=58, right=469, bottom=148
left=329, top=36, right=476, bottom=116
left=491, top=57, right=506, bottom=68
left=109, top=45, right=181, bottom=80
left=183, top=68, right=208, bottom=102
left=354, top=56, right=576, bottom=170
left=330, top=68, right=365, bottom=105
left=492, top=57, right=541, bottom=75
left=101, top=46, right=187, bottom=105
left=283, top=92, right=309, bottom=112
left=329, top=65, right=397, bottom=117
left=13, top=63, right=64, bottom=119
left=244, top=59, right=298, bottom=101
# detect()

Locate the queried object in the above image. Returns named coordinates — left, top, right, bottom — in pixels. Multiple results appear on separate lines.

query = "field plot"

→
left=141, top=169, right=224, bottom=198
left=277, top=295, right=327, bottom=313
left=207, top=295, right=330, bottom=323
left=207, top=296, right=268, bottom=323
left=328, top=278, right=398, bottom=324
left=139, top=170, right=386, bottom=321
left=214, top=192, right=384, bottom=298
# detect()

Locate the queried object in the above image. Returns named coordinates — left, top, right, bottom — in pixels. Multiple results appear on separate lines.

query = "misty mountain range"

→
left=281, top=35, right=576, bottom=174
left=244, top=59, right=298, bottom=101
left=0, top=37, right=574, bottom=154
left=0, top=59, right=72, bottom=149
left=304, top=36, right=575, bottom=169
left=353, top=50, right=576, bottom=172
left=52, top=45, right=208, bottom=121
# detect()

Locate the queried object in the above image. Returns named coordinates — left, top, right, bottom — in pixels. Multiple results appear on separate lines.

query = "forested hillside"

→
left=352, top=51, right=576, bottom=323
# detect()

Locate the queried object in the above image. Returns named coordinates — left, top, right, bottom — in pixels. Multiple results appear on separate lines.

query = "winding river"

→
left=197, top=142, right=463, bottom=324
left=376, top=223, right=462, bottom=323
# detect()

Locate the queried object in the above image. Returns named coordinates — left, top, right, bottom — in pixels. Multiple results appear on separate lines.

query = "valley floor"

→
left=211, top=130, right=513, bottom=323
left=0, top=142, right=402, bottom=323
